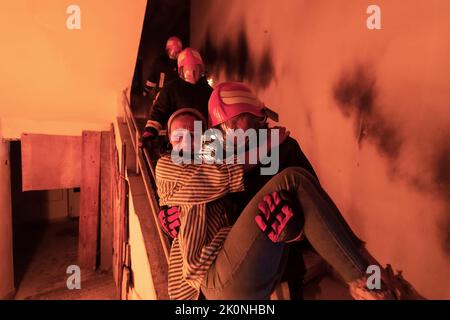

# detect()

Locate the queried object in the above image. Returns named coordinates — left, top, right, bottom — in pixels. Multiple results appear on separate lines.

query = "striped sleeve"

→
left=155, top=155, right=243, bottom=298
left=178, top=203, right=231, bottom=290
left=227, top=163, right=245, bottom=193
left=155, top=156, right=244, bottom=206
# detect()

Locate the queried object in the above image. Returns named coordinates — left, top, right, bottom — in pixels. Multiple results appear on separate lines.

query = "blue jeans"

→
left=201, top=167, right=369, bottom=299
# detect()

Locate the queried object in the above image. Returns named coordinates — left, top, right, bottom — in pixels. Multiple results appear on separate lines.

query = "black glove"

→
left=139, top=127, right=157, bottom=149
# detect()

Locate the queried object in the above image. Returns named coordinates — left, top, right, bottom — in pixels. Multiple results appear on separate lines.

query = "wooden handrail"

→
left=121, top=88, right=170, bottom=263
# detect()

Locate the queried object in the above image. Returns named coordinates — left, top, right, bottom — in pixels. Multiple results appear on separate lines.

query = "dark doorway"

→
left=10, top=141, right=81, bottom=299
left=130, top=0, right=191, bottom=119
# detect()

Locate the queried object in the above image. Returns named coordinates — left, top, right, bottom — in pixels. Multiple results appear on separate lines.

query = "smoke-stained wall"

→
left=191, top=0, right=450, bottom=298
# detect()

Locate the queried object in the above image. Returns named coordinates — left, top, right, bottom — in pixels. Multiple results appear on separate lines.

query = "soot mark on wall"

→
left=199, top=23, right=275, bottom=90
left=333, top=65, right=403, bottom=159
left=434, top=144, right=450, bottom=255
left=334, top=65, right=450, bottom=256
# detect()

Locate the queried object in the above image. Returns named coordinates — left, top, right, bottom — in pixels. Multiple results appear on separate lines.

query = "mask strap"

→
left=262, top=106, right=279, bottom=122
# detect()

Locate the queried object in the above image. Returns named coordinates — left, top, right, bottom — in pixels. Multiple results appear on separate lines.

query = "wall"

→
left=191, top=0, right=450, bottom=298
left=0, top=132, right=15, bottom=299
left=0, top=0, right=147, bottom=298
left=127, top=191, right=157, bottom=300
left=0, top=0, right=147, bottom=138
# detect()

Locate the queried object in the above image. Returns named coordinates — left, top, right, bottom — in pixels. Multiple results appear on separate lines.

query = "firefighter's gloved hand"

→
left=151, top=86, right=159, bottom=98
left=143, top=86, right=159, bottom=100
left=255, top=190, right=304, bottom=243
left=158, top=206, right=181, bottom=238
left=139, top=127, right=156, bottom=149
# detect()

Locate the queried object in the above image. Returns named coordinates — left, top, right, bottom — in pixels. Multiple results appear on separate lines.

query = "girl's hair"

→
left=167, top=107, right=207, bottom=136
left=160, top=108, right=207, bottom=157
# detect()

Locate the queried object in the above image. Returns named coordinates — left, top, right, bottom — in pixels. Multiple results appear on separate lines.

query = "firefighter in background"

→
left=143, top=36, right=183, bottom=101
left=139, top=48, right=213, bottom=148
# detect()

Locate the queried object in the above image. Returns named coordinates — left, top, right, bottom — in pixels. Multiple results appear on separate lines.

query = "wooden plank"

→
left=78, top=131, right=101, bottom=271
left=111, top=125, right=121, bottom=287
left=121, top=244, right=131, bottom=300
left=121, top=267, right=131, bottom=300
left=100, top=131, right=113, bottom=271
left=21, top=133, right=81, bottom=191
left=116, top=143, right=127, bottom=298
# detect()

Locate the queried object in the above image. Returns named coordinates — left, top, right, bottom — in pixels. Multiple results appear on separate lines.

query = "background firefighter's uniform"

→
left=145, top=76, right=213, bottom=134
left=143, top=54, right=179, bottom=99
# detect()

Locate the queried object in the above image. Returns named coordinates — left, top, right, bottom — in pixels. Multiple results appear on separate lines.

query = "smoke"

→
left=200, top=22, right=275, bottom=90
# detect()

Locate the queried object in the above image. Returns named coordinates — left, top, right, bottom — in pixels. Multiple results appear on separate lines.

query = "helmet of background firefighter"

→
left=166, top=36, right=183, bottom=60
left=177, top=48, right=205, bottom=85
left=208, top=82, right=277, bottom=128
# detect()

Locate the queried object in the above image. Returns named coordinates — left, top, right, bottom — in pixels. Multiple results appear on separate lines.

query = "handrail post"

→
left=121, top=87, right=170, bottom=264
left=135, top=131, right=140, bottom=175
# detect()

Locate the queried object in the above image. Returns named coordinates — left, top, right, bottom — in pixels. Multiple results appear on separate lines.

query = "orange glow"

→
left=191, top=0, right=450, bottom=299
left=0, top=0, right=146, bottom=138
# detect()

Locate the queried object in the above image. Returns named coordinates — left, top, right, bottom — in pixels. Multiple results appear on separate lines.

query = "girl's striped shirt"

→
left=155, top=155, right=244, bottom=300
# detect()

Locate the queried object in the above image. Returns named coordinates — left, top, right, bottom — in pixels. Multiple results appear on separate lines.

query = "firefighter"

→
left=158, top=81, right=318, bottom=299
left=143, top=36, right=183, bottom=100
left=157, top=83, right=424, bottom=300
left=139, top=48, right=213, bottom=149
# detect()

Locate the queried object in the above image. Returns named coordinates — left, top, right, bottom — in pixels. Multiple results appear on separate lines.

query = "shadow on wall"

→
left=333, top=64, right=450, bottom=257
left=199, top=22, right=275, bottom=90
left=9, top=141, right=49, bottom=288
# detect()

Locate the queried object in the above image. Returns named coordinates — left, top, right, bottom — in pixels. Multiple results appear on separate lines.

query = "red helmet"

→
left=166, top=36, right=183, bottom=59
left=177, top=48, right=205, bottom=84
left=208, top=82, right=266, bottom=127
